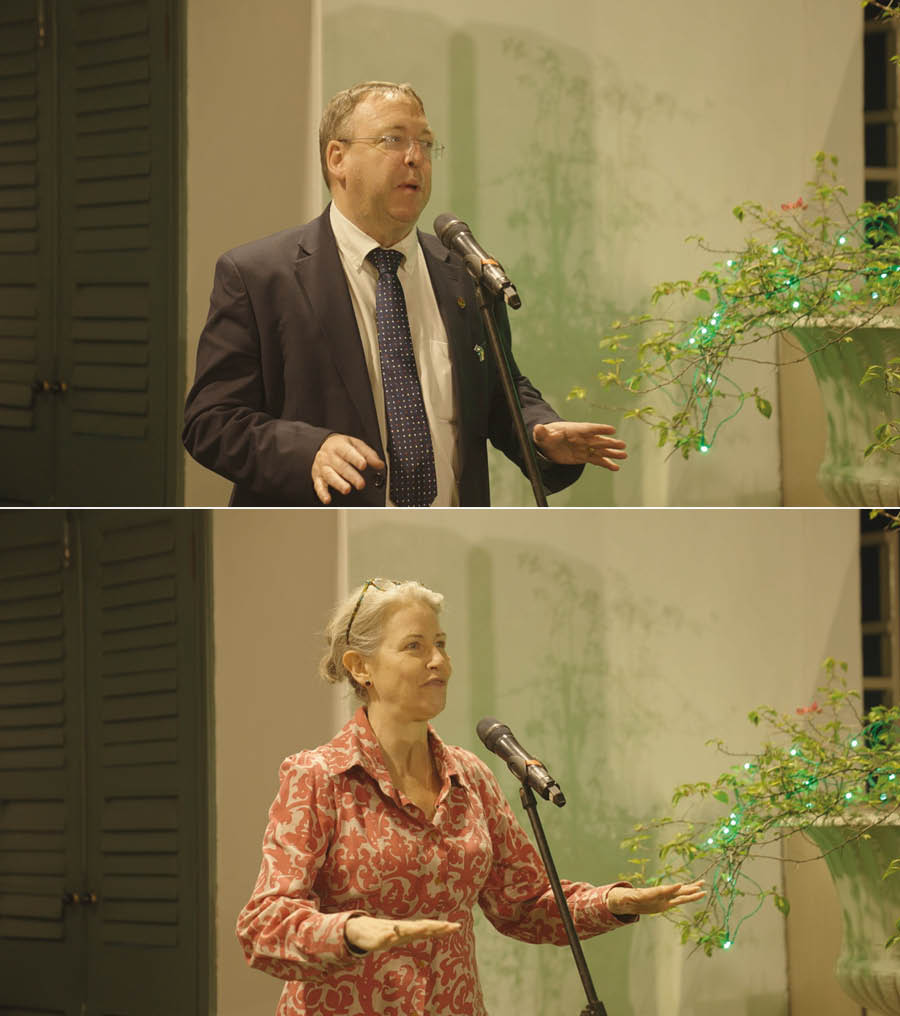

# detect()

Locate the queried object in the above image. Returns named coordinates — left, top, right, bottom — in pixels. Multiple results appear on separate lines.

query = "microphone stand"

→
left=470, top=275, right=548, bottom=508
left=519, top=784, right=609, bottom=1015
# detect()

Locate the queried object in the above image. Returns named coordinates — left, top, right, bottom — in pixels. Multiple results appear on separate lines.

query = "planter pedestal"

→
left=788, top=326, right=900, bottom=505
left=804, top=823, right=900, bottom=1015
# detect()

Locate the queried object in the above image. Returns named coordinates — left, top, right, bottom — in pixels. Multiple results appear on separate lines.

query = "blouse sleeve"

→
left=472, top=757, right=637, bottom=945
left=236, top=755, right=366, bottom=981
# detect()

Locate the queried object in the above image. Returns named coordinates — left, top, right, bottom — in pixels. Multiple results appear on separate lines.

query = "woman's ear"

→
left=342, top=649, right=368, bottom=684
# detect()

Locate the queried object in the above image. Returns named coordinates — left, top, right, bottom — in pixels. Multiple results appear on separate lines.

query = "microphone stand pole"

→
left=471, top=277, right=548, bottom=507
left=519, top=784, right=609, bottom=1015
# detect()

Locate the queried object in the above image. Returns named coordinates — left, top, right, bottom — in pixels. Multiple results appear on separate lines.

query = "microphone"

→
left=476, top=717, right=566, bottom=807
left=433, top=214, right=521, bottom=309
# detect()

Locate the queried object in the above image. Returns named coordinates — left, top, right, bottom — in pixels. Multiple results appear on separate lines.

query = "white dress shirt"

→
left=329, top=202, right=460, bottom=507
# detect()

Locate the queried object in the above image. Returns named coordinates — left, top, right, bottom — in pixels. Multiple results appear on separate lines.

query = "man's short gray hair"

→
left=318, top=81, right=426, bottom=189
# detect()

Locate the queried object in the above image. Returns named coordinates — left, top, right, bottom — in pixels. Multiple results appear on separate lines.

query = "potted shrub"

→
left=578, top=153, right=900, bottom=503
left=623, top=661, right=900, bottom=1012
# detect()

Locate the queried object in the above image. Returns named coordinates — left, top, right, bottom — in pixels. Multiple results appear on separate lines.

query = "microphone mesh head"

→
left=433, top=213, right=468, bottom=247
left=476, top=717, right=508, bottom=750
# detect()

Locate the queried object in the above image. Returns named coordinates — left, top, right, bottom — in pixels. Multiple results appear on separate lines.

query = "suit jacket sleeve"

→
left=182, top=251, right=331, bottom=501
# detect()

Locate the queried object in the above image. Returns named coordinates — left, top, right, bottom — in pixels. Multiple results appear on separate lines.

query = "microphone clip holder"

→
left=518, top=783, right=609, bottom=1016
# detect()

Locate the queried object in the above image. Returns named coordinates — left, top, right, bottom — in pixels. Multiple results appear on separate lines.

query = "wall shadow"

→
left=322, top=6, right=694, bottom=505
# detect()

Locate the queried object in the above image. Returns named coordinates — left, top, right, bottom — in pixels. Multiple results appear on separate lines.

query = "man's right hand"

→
left=311, top=434, right=386, bottom=504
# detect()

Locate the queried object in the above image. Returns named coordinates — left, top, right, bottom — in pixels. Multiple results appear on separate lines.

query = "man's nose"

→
left=405, top=141, right=425, bottom=166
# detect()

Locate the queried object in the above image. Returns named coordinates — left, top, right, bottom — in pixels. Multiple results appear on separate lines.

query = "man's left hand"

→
left=532, top=421, right=627, bottom=471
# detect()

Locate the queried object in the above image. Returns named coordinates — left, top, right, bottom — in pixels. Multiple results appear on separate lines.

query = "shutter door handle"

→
left=34, top=379, right=69, bottom=395
left=62, top=890, right=99, bottom=905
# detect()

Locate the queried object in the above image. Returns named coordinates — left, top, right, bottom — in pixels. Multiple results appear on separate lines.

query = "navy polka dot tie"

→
left=367, top=248, right=438, bottom=507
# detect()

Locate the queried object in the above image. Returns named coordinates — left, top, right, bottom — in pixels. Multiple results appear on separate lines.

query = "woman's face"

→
left=363, top=600, right=451, bottom=723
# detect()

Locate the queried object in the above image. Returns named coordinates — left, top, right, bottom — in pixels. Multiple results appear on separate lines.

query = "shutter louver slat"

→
left=87, top=513, right=184, bottom=955
left=0, top=519, right=69, bottom=951
left=0, top=16, right=38, bottom=436
left=0, top=2, right=53, bottom=504
left=65, top=0, right=152, bottom=449
left=50, top=0, right=173, bottom=504
left=0, top=1009, right=65, bottom=1016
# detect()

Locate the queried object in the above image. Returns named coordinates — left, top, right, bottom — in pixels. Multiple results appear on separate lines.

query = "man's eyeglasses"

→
left=345, top=578, right=397, bottom=642
left=337, top=135, right=445, bottom=161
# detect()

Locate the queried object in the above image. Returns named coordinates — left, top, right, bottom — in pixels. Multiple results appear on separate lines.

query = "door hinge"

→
left=37, top=0, right=48, bottom=48
left=63, top=515, right=72, bottom=569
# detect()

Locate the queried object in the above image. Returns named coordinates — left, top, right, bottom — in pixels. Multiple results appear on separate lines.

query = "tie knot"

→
left=367, top=247, right=404, bottom=276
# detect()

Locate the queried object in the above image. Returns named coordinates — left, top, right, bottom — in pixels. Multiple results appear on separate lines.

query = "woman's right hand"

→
left=344, top=915, right=461, bottom=954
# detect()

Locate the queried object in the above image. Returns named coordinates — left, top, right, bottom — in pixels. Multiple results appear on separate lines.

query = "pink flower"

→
left=796, top=701, right=821, bottom=715
left=781, top=198, right=808, bottom=211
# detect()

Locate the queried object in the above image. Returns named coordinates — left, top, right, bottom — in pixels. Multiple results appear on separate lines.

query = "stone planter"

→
left=803, top=818, right=900, bottom=1015
left=787, top=324, right=900, bottom=505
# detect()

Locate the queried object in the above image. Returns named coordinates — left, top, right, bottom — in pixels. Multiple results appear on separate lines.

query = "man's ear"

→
left=326, top=139, right=346, bottom=190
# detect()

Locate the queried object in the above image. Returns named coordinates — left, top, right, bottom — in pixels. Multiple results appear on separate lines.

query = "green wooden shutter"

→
left=0, top=1, right=56, bottom=505
left=0, top=511, right=210, bottom=1016
left=80, top=511, right=209, bottom=1014
left=0, top=512, right=82, bottom=1015
left=0, top=0, right=180, bottom=506
left=55, top=1, right=178, bottom=505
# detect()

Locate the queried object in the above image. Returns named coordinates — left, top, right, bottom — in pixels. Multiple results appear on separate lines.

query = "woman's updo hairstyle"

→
left=319, top=578, right=444, bottom=700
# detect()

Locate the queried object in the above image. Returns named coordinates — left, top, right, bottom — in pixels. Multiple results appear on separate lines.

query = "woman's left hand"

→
left=606, top=880, right=706, bottom=917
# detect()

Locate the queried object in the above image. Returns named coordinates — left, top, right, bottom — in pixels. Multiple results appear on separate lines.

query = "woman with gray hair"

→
left=237, top=578, right=703, bottom=1016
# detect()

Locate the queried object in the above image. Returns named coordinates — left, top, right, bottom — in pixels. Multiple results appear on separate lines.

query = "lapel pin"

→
left=474, top=344, right=485, bottom=362
left=457, top=296, right=466, bottom=309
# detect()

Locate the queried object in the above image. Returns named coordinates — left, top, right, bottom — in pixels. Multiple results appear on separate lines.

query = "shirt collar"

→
left=329, top=201, right=420, bottom=277
left=324, top=705, right=464, bottom=789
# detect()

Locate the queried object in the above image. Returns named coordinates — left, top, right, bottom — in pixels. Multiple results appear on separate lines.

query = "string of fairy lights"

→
left=698, top=717, right=899, bottom=951
left=658, top=206, right=900, bottom=455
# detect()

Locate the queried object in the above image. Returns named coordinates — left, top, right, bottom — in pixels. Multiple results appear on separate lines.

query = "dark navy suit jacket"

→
left=182, top=206, right=582, bottom=505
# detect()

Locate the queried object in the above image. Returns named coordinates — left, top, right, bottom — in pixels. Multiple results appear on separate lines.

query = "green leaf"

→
left=772, top=892, right=790, bottom=916
left=755, top=395, right=773, bottom=419
left=713, top=791, right=729, bottom=803
left=566, top=386, right=586, bottom=401
left=732, top=206, right=745, bottom=222
left=695, top=288, right=711, bottom=302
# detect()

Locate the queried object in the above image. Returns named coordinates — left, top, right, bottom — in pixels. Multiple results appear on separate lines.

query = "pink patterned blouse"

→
left=237, top=707, right=635, bottom=1016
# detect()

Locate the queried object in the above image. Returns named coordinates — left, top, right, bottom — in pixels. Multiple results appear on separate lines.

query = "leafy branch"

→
left=576, top=154, right=900, bottom=459
left=621, top=660, right=900, bottom=955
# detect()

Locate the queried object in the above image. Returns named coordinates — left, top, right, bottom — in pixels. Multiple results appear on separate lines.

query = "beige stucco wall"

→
left=779, top=347, right=832, bottom=507
left=183, top=0, right=322, bottom=507
left=210, top=508, right=864, bottom=1015
left=343, top=508, right=862, bottom=1016
left=212, top=510, right=340, bottom=1016
left=181, top=0, right=863, bottom=507
left=322, top=0, right=862, bottom=506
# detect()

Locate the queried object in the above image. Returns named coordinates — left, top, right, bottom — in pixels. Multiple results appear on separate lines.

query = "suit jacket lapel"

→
left=420, top=232, right=481, bottom=473
left=292, top=206, right=382, bottom=450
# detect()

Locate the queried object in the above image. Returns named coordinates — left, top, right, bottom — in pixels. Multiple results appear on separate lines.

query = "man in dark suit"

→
left=183, top=81, right=626, bottom=506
